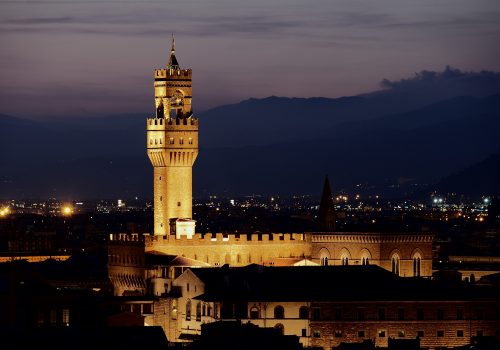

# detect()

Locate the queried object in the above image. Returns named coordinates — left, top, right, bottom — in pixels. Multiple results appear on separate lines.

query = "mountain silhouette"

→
left=1, top=68, right=500, bottom=199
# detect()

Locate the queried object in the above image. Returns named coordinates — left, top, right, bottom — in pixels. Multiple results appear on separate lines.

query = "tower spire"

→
left=167, top=34, right=180, bottom=69
left=318, top=175, right=336, bottom=232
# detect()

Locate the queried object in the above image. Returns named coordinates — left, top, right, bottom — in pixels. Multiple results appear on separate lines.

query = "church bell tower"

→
left=147, top=36, right=198, bottom=236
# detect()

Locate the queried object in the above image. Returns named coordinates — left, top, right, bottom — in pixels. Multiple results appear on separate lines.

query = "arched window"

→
left=413, top=257, right=421, bottom=277
left=171, top=300, right=178, bottom=320
left=250, top=306, right=260, bottom=319
left=360, top=249, right=371, bottom=266
left=196, top=302, right=201, bottom=321
left=274, top=305, right=285, bottom=319
left=299, top=306, right=309, bottom=319
left=319, top=248, right=330, bottom=266
left=274, top=323, right=284, bottom=335
left=186, top=299, right=191, bottom=321
left=391, top=256, right=400, bottom=276
left=340, top=248, right=351, bottom=266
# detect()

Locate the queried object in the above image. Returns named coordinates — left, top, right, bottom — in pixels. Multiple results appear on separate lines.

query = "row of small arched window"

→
left=149, top=137, right=193, bottom=146
left=392, top=256, right=421, bottom=277
left=249, top=305, right=309, bottom=319
left=320, top=257, right=368, bottom=266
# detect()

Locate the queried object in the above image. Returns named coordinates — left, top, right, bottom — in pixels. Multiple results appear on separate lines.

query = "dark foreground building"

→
left=173, top=265, right=500, bottom=349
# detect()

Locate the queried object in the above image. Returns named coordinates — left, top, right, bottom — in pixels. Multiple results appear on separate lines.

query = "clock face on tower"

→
left=170, top=90, right=184, bottom=107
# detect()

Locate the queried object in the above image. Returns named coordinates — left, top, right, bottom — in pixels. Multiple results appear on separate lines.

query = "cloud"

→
left=379, top=67, right=500, bottom=99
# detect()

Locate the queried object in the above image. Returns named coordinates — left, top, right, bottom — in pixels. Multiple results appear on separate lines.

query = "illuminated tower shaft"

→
left=147, top=38, right=198, bottom=236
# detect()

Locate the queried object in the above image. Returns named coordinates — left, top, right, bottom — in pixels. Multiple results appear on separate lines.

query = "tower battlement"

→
left=109, top=232, right=310, bottom=245
left=155, top=68, right=192, bottom=80
left=146, top=117, right=198, bottom=130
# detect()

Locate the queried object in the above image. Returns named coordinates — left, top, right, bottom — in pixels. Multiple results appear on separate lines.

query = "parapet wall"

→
left=109, top=232, right=309, bottom=244
left=147, top=117, right=198, bottom=131
left=155, top=69, right=192, bottom=80
left=147, top=232, right=309, bottom=246
left=312, top=232, right=434, bottom=244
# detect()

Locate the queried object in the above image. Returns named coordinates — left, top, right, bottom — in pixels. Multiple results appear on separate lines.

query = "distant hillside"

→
left=1, top=67, right=500, bottom=199
left=196, top=107, right=500, bottom=195
left=200, top=67, right=500, bottom=148
left=433, top=152, right=500, bottom=196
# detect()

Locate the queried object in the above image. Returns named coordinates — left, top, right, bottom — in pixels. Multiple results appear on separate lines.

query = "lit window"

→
left=186, top=299, right=191, bottom=321
left=391, top=255, right=400, bottom=275
left=196, top=302, right=201, bottom=321
left=378, top=330, right=386, bottom=338
left=413, top=256, right=421, bottom=276
left=62, top=309, right=70, bottom=326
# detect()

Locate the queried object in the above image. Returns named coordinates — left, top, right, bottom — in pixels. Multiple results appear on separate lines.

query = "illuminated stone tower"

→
left=147, top=36, right=198, bottom=236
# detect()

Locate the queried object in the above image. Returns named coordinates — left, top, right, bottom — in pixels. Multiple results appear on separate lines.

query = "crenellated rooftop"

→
left=146, top=116, right=198, bottom=131
left=154, top=68, right=192, bottom=80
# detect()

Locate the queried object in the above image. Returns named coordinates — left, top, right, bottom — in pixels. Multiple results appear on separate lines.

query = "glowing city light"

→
left=0, top=206, right=10, bottom=217
left=62, top=206, right=73, bottom=216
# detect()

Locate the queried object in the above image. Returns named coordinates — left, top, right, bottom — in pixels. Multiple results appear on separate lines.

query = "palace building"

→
left=142, top=38, right=432, bottom=274
left=103, top=39, right=500, bottom=350
left=109, top=38, right=434, bottom=299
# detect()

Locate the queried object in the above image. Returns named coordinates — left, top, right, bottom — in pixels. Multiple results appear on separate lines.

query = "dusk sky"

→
left=1, top=0, right=500, bottom=118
